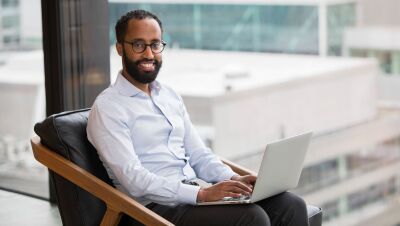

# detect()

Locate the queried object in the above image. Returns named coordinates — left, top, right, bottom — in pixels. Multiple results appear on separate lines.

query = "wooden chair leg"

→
left=100, top=206, right=122, bottom=226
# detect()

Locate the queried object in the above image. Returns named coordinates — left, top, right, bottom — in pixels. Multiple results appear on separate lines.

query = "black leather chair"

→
left=32, top=109, right=322, bottom=226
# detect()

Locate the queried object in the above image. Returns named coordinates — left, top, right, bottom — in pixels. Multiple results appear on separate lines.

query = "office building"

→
left=0, top=0, right=42, bottom=50
left=0, top=0, right=20, bottom=49
left=109, top=0, right=357, bottom=56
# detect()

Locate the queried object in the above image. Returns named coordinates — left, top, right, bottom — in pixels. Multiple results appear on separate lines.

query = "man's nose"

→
left=142, top=46, right=154, bottom=58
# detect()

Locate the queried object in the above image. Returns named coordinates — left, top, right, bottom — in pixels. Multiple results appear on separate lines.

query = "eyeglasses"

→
left=123, top=40, right=166, bottom=54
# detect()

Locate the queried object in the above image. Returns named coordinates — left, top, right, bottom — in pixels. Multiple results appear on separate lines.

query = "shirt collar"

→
left=114, top=71, right=161, bottom=97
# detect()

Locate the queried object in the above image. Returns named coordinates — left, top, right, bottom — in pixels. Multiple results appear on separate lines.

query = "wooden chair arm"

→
left=221, top=158, right=257, bottom=176
left=30, top=136, right=173, bottom=226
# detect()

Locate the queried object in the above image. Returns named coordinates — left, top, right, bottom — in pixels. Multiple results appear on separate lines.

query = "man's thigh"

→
left=256, top=192, right=309, bottom=226
left=146, top=203, right=270, bottom=226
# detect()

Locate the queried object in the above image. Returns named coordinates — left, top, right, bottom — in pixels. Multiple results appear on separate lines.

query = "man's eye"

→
left=151, top=43, right=161, bottom=49
left=133, top=43, right=145, bottom=48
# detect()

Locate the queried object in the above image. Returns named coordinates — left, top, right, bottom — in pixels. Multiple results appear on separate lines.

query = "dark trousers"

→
left=120, top=192, right=309, bottom=226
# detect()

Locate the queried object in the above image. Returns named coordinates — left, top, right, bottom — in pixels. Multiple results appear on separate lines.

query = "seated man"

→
left=87, top=9, right=309, bottom=226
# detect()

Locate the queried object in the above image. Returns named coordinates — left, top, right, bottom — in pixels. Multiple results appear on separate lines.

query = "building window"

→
left=297, top=159, right=339, bottom=193
left=327, top=3, right=356, bottom=56
left=1, top=0, right=18, bottom=8
left=321, top=200, right=339, bottom=222
left=2, top=15, right=19, bottom=29
left=350, top=49, right=400, bottom=75
left=347, top=177, right=398, bottom=211
left=109, top=3, right=319, bottom=54
left=2, top=35, right=19, bottom=44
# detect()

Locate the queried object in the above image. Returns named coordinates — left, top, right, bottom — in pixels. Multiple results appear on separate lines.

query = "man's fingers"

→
left=225, top=192, right=241, bottom=198
left=229, top=180, right=253, bottom=192
left=248, top=175, right=257, bottom=182
left=221, top=180, right=252, bottom=194
left=242, top=175, right=257, bottom=184
left=225, top=186, right=250, bottom=196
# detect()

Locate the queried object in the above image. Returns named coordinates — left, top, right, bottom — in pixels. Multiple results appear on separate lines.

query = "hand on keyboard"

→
left=222, top=194, right=250, bottom=201
left=196, top=180, right=252, bottom=202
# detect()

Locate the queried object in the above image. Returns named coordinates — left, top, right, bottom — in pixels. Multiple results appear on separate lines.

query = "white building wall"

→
left=19, top=0, right=42, bottom=48
left=357, top=0, right=400, bottom=26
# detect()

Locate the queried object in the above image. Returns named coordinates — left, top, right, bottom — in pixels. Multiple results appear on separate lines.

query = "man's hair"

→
left=115, top=9, right=163, bottom=43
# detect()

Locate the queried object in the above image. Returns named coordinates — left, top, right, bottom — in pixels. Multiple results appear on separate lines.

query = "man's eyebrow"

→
left=129, top=38, right=145, bottom=42
left=128, top=38, right=161, bottom=43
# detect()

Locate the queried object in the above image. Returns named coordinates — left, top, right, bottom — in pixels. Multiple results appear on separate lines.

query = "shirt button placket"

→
left=152, top=96, right=175, bottom=153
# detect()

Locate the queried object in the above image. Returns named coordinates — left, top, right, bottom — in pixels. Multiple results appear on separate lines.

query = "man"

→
left=87, top=10, right=309, bottom=226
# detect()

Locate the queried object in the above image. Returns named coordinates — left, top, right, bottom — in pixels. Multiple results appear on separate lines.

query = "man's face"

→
left=117, top=18, right=163, bottom=84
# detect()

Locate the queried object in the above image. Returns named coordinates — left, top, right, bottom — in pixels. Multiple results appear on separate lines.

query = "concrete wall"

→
left=378, top=75, right=400, bottom=106
left=358, top=0, right=400, bottom=26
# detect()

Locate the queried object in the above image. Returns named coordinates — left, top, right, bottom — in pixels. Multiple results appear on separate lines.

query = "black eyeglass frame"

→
left=122, top=40, right=167, bottom=54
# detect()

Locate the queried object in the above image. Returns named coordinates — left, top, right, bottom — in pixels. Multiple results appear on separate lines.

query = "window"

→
left=2, top=0, right=18, bottom=8
left=327, top=3, right=356, bottom=56
left=2, top=15, right=19, bottom=28
left=109, top=3, right=319, bottom=54
left=0, top=0, right=47, bottom=198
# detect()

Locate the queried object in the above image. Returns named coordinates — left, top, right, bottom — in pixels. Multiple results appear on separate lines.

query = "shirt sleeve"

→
left=179, top=98, right=238, bottom=183
left=87, top=102, right=200, bottom=206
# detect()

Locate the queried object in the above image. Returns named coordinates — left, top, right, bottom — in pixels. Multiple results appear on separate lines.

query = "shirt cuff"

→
left=177, top=183, right=201, bottom=205
left=218, top=169, right=238, bottom=182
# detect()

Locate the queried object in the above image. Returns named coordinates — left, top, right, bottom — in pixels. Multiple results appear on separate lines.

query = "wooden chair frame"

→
left=31, top=136, right=256, bottom=226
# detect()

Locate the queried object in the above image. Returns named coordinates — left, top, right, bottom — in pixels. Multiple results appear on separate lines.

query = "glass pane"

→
left=109, top=3, right=319, bottom=54
left=327, top=3, right=356, bottom=56
left=0, top=0, right=48, bottom=199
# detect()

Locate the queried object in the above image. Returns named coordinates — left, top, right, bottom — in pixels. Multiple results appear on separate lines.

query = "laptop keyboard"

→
left=222, top=195, right=251, bottom=202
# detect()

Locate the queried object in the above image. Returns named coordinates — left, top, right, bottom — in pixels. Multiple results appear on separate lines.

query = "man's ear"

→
left=116, top=43, right=123, bottom=56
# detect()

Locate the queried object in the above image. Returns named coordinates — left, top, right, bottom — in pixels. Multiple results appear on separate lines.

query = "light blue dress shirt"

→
left=87, top=73, right=236, bottom=206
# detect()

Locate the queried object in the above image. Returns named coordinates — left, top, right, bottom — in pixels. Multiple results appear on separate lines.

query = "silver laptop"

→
left=197, top=132, right=313, bottom=205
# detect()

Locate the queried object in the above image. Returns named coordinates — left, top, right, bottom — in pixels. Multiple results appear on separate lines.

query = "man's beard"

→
left=122, top=49, right=162, bottom=84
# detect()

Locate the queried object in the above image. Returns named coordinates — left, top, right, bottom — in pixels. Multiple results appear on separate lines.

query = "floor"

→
left=0, top=189, right=61, bottom=226
left=0, top=174, right=49, bottom=199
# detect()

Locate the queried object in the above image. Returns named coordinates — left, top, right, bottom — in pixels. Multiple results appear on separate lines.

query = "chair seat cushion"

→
left=307, top=205, right=322, bottom=226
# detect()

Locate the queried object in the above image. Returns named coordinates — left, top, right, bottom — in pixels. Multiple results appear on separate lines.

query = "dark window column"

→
left=41, top=0, right=110, bottom=202
left=42, top=0, right=110, bottom=115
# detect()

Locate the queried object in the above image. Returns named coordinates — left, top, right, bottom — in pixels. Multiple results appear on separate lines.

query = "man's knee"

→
left=279, top=192, right=309, bottom=224
left=242, top=204, right=271, bottom=226
left=282, top=192, right=307, bottom=212
left=256, top=192, right=309, bottom=226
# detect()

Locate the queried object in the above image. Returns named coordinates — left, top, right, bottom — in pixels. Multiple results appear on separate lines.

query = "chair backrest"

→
left=34, top=109, right=113, bottom=226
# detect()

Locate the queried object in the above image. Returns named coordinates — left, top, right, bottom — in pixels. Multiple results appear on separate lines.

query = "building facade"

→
left=0, top=0, right=20, bottom=50
left=0, top=0, right=42, bottom=51
left=109, top=0, right=357, bottom=56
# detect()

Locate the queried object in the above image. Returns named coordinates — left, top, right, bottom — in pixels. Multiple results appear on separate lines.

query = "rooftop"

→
left=111, top=48, right=377, bottom=97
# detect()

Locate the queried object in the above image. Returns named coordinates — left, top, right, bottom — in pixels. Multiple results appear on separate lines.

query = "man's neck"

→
left=121, top=70, right=151, bottom=96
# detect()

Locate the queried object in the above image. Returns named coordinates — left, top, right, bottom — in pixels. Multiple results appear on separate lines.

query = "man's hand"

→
left=196, top=180, right=253, bottom=202
left=231, top=174, right=257, bottom=189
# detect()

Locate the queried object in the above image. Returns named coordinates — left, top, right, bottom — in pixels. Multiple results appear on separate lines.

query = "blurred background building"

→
left=109, top=0, right=356, bottom=56
left=0, top=0, right=41, bottom=50
left=1, top=0, right=400, bottom=225
left=0, top=0, right=20, bottom=50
